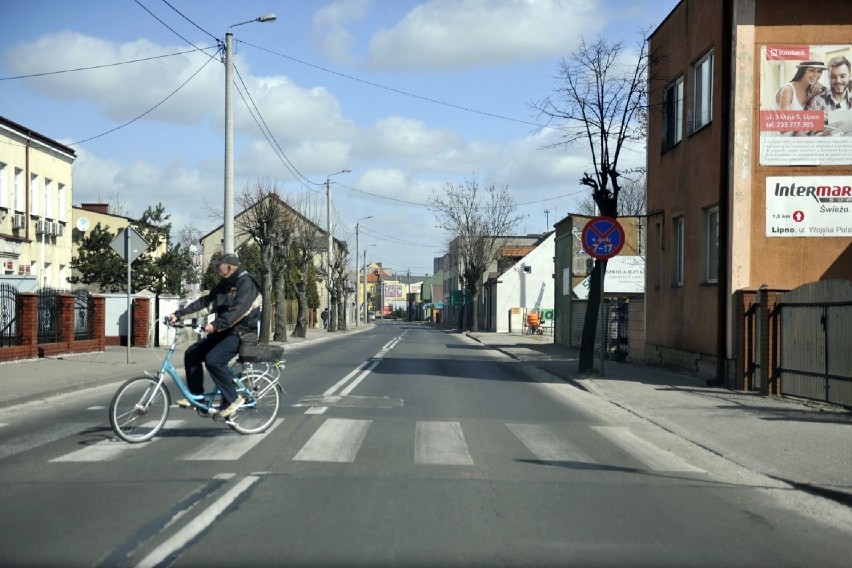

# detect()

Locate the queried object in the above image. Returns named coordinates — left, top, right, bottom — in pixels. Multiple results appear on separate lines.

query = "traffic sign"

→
left=110, top=226, right=150, bottom=263
left=581, top=216, right=625, bottom=260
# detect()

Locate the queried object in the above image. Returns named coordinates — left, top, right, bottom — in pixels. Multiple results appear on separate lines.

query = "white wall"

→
left=493, top=233, right=555, bottom=333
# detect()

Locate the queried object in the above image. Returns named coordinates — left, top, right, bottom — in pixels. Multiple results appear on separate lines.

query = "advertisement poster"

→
left=572, top=256, right=645, bottom=299
left=765, top=176, right=852, bottom=237
left=759, top=45, right=852, bottom=165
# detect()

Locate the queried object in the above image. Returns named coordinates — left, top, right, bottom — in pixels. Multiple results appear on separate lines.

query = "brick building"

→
left=646, top=0, right=852, bottom=380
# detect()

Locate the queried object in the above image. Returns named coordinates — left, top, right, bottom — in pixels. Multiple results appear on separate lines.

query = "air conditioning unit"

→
left=47, top=221, right=56, bottom=236
left=12, top=213, right=26, bottom=229
left=36, top=220, right=47, bottom=234
left=54, top=223, right=64, bottom=237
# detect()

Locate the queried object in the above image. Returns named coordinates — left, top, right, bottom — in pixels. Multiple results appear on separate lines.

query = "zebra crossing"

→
left=6, top=416, right=707, bottom=474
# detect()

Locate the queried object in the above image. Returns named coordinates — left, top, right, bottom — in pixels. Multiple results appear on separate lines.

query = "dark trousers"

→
left=184, top=331, right=241, bottom=404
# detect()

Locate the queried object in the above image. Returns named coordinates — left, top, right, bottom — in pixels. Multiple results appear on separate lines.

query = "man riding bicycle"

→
left=169, top=253, right=260, bottom=418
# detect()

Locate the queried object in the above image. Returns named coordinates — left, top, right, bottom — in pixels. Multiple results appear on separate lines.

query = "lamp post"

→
left=354, top=216, right=373, bottom=327
left=326, top=169, right=351, bottom=329
left=224, top=12, right=276, bottom=254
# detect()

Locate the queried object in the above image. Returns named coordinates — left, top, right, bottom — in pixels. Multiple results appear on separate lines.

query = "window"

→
left=14, top=168, right=24, bottom=211
left=0, top=162, right=7, bottom=209
left=692, top=51, right=714, bottom=131
left=654, top=221, right=662, bottom=289
left=30, top=173, right=40, bottom=216
left=672, top=216, right=684, bottom=287
left=58, top=184, right=66, bottom=221
left=703, top=206, right=719, bottom=283
left=45, top=178, right=54, bottom=219
left=662, top=76, right=684, bottom=150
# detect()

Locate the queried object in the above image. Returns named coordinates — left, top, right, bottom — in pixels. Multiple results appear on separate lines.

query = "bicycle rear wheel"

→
left=228, top=375, right=280, bottom=434
left=109, top=376, right=170, bottom=442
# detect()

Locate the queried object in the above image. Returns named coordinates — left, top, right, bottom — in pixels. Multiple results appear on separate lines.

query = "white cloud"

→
left=367, top=0, right=605, bottom=70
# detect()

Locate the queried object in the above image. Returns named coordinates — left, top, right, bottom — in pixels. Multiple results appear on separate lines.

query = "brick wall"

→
left=0, top=293, right=107, bottom=363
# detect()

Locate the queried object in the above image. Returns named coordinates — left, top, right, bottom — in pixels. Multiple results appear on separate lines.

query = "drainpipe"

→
left=713, top=0, right=734, bottom=386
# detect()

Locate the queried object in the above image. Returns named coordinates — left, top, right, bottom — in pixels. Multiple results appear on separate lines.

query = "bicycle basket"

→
left=241, top=342, right=285, bottom=362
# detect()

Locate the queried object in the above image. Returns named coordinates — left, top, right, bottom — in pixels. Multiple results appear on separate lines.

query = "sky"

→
left=1, top=0, right=677, bottom=277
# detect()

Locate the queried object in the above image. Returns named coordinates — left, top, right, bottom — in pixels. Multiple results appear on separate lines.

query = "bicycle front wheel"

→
left=109, top=376, right=170, bottom=443
left=228, top=375, right=280, bottom=434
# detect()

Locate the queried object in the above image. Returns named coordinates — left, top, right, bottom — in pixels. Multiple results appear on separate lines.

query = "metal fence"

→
left=0, top=283, right=19, bottom=347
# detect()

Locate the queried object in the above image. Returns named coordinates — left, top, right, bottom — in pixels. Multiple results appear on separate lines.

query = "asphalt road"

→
left=0, top=321, right=850, bottom=567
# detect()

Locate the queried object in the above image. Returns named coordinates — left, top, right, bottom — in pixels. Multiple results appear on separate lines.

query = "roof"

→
left=0, top=115, right=76, bottom=158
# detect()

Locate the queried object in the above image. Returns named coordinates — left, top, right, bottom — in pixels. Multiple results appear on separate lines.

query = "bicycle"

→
left=109, top=319, right=285, bottom=443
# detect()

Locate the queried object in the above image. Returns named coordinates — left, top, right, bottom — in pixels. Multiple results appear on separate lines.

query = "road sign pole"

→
left=126, top=228, right=131, bottom=364
left=599, top=262, right=605, bottom=376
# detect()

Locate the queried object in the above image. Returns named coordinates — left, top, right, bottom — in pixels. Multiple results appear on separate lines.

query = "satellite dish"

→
left=76, top=217, right=90, bottom=232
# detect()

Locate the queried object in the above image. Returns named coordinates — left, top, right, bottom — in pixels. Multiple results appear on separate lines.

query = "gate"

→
left=778, top=280, right=852, bottom=407
left=0, top=283, right=19, bottom=347
left=74, top=290, right=94, bottom=340
left=37, top=287, right=62, bottom=344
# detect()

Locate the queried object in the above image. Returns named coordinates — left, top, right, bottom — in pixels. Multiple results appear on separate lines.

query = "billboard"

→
left=765, top=176, right=852, bottom=237
left=759, top=45, right=852, bottom=165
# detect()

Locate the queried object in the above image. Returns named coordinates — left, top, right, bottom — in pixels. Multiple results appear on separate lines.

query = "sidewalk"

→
left=465, top=329, right=852, bottom=505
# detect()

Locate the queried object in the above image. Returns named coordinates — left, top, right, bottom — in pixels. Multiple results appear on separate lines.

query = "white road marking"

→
left=49, top=420, right=185, bottom=462
left=135, top=475, right=261, bottom=568
left=507, top=423, right=594, bottom=464
left=180, top=419, right=284, bottom=461
left=293, top=418, right=371, bottom=463
left=415, top=421, right=474, bottom=466
left=0, top=423, right=95, bottom=460
left=307, top=333, right=403, bottom=414
left=592, top=426, right=705, bottom=473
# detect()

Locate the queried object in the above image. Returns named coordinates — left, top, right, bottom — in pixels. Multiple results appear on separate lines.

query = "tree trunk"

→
left=273, top=271, right=288, bottom=342
left=469, top=287, right=480, bottom=332
left=338, top=292, right=348, bottom=331
left=578, top=259, right=606, bottom=372
left=328, top=291, right=338, bottom=332
left=291, top=281, right=308, bottom=338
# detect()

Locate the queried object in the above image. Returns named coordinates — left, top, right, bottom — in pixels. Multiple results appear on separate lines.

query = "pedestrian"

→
left=168, top=253, right=260, bottom=419
left=321, top=308, right=329, bottom=329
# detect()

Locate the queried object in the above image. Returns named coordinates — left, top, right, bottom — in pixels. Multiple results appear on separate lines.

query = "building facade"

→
left=647, top=0, right=852, bottom=380
left=0, top=116, right=76, bottom=288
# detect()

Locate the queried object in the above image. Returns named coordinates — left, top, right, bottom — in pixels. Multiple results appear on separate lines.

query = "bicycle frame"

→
left=150, top=324, right=284, bottom=416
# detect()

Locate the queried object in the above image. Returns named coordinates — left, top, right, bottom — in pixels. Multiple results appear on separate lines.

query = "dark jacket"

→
left=175, top=268, right=260, bottom=335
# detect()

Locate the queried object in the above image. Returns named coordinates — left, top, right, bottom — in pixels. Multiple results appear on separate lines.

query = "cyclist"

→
left=169, top=253, right=260, bottom=418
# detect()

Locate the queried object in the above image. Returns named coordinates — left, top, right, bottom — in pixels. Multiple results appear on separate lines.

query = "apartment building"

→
left=647, top=0, right=852, bottom=380
left=0, top=116, right=76, bottom=288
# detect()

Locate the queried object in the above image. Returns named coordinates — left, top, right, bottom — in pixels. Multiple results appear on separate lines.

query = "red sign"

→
left=581, top=217, right=625, bottom=260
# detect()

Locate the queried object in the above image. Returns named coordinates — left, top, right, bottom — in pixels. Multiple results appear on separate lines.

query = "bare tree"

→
left=288, top=197, right=323, bottom=338
left=532, top=34, right=651, bottom=372
left=576, top=169, right=646, bottom=216
left=331, top=244, right=351, bottom=332
left=430, top=176, right=524, bottom=332
left=98, top=191, right=131, bottom=217
left=236, top=180, right=294, bottom=343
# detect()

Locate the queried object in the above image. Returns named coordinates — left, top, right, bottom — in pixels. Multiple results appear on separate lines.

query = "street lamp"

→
left=355, top=215, right=373, bottom=327
left=224, top=12, right=276, bottom=254
left=326, top=169, right=351, bottom=329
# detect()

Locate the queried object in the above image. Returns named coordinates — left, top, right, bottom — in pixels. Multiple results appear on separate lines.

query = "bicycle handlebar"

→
left=163, top=316, right=205, bottom=334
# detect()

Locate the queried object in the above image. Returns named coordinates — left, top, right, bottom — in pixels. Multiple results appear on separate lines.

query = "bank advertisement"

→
left=759, top=45, right=852, bottom=166
left=765, top=176, right=852, bottom=237
left=572, top=255, right=645, bottom=299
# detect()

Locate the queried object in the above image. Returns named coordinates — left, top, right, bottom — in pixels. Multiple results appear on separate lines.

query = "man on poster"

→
left=805, top=55, right=852, bottom=135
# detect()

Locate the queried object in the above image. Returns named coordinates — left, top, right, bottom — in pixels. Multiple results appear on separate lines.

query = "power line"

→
left=0, top=48, right=215, bottom=81
left=239, top=39, right=561, bottom=132
left=67, top=55, right=217, bottom=145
